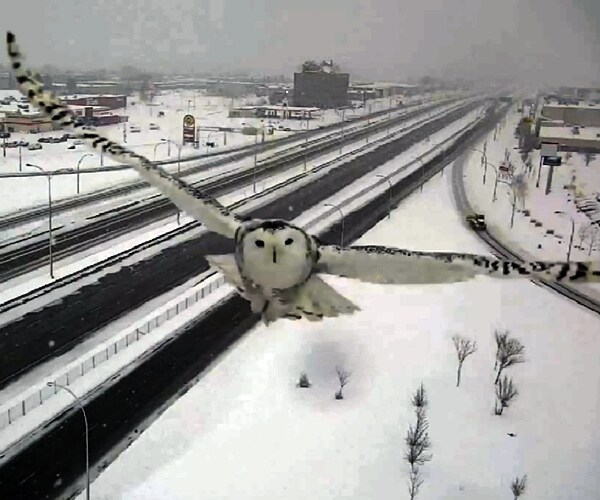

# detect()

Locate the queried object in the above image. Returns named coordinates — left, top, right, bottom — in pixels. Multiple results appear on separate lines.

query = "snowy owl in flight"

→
left=6, top=32, right=600, bottom=324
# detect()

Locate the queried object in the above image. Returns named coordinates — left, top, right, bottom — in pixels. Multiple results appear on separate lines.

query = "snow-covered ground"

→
left=462, top=105, right=600, bottom=299
left=80, top=166, right=600, bottom=500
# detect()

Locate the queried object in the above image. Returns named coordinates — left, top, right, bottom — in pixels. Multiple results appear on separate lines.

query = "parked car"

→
left=18, top=140, right=29, bottom=147
left=73, top=139, right=84, bottom=145
left=466, top=213, right=486, bottom=231
left=38, top=137, right=50, bottom=143
left=28, top=143, right=42, bottom=150
left=2, top=141, right=19, bottom=148
left=149, top=123, right=160, bottom=130
left=67, top=144, right=76, bottom=150
left=0, top=132, right=11, bottom=139
left=63, top=133, right=78, bottom=139
left=130, top=126, right=141, bottom=133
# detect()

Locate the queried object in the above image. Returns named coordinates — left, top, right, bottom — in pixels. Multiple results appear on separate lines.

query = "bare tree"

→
left=578, top=223, right=600, bottom=256
left=511, top=475, right=527, bottom=499
left=297, top=372, right=311, bottom=388
left=495, top=334, right=525, bottom=384
left=334, top=366, right=351, bottom=400
left=408, top=468, right=424, bottom=500
left=411, top=383, right=428, bottom=409
left=494, top=329, right=509, bottom=370
left=584, top=152, right=596, bottom=166
left=494, top=375, right=519, bottom=415
left=452, top=335, right=478, bottom=387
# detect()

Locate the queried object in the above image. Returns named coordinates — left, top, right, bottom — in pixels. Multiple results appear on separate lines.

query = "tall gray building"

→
left=293, top=61, right=349, bottom=108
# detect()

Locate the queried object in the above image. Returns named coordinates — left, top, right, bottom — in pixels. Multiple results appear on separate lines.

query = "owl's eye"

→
left=255, top=239, right=265, bottom=248
left=284, top=238, right=294, bottom=245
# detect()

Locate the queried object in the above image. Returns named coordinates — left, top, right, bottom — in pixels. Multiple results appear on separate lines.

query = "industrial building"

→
left=1, top=112, right=54, bottom=133
left=61, top=94, right=127, bottom=110
left=293, top=60, right=349, bottom=108
left=541, top=103, right=600, bottom=127
left=349, top=82, right=419, bottom=99
left=538, top=125, right=600, bottom=152
left=228, top=105, right=320, bottom=120
left=70, top=105, right=128, bottom=126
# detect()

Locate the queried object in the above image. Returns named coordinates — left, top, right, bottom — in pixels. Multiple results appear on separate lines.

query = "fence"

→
left=0, top=274, right=225, bottom=431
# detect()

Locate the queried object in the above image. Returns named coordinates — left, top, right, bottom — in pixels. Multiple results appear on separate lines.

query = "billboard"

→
left=182, top=114, right=196, bottom=144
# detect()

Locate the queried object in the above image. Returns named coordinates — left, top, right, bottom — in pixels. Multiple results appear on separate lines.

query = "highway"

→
left=0, top=101, right=483, bottom=390
left=0, top=98, right=460, bottom=281
left=0, top=98, right=432, bottom=231
left=0, top=100, right=506, bottom=500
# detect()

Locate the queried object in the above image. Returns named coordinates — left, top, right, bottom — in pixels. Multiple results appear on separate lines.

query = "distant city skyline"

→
left=0, top=0, right=599, bottom=85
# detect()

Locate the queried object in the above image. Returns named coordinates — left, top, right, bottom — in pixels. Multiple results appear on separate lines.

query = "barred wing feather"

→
left=316, top=245, right=600, bottom=285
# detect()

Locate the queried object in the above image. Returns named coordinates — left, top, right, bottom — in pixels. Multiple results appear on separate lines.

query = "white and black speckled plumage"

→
left=6, top=31, right=600, bottom=325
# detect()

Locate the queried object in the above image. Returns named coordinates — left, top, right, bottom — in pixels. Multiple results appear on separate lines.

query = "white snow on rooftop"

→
left=539, top=125, right=600, bottom=141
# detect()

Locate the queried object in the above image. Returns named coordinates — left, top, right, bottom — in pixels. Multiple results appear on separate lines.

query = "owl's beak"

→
left=272, top=247, right=277, bottom=264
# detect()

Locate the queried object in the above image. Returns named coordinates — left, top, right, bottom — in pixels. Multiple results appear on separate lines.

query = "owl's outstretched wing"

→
left=316, top=245, right=600, bottom=284
left=5, top=32, right=241, bottom=239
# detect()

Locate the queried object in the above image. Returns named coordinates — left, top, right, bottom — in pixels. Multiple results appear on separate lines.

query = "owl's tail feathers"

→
left=283, top=275, right=360, bottom=322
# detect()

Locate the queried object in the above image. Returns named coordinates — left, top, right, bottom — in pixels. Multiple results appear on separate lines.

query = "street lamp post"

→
left=253, top=132, right=258, bottom=194
left=153, top=141, right=167, bottom=161
left=161, top=139, right=183, bottom=224
left=76, top=153, right=93, bottom=194
left=18, top=143, right=23, bottom=172
left=26, top=164, right=73, bottom=278
left=339, top=109, right=346, bottom=155
left=555, top=210, right=575, bottom=262
left=471, top=147, right=488, bottom=185
left=324, top=203, right=345, bottom=247
left=376, top=174, right=393, bottom=219
left=205, top=132, right=217, bottom=155
left=416, top=157, right=426, bottom=192
left=47, top=382, right=90, bottom=500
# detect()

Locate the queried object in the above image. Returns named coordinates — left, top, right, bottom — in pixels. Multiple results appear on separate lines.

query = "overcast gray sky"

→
left=1, top=0, right=599, bottom=85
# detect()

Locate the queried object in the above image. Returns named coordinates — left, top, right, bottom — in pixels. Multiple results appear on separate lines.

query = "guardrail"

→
left=0, top=274, right=224, bottom=431
left=0, top=101, right=485, bottom=433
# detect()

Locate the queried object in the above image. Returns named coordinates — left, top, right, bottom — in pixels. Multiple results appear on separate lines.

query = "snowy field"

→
left=81, top=167, right=600, bottom=500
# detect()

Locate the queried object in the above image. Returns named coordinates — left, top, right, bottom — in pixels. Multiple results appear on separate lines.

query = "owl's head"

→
left=240, top=220, right=313, bottom=269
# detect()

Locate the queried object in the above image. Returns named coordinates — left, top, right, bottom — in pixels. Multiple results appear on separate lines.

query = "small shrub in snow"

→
left=411, top=383, right=428, bottom=409
left=407, top=467, right=424, bottom=500
left=495, top=334, right=525, bottom=384
left=297, top=372, right=311, bottom=388
left=494, top=375, right=519, bottom=416
left=511, top=474, right=527, bottom=499
left=334, top=366, right=350, bottom=400
left=405, top=384, right=432, bottom=499
left=452, top=335, right=477, bottom=387
left=405, top=409, right=432, bottom=467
